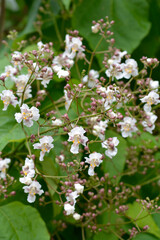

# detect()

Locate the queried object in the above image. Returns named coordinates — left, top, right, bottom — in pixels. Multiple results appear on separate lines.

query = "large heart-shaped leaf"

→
left=126, top=202, right=160, bottom=239
left=72, top=0, right=151, bottom=65
left=0, top=201, right=50, bottom=240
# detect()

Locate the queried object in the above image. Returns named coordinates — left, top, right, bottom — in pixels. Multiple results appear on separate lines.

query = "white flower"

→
left=64, top=203, right=75, bottom=215
left=140, top=91, right=160, bottom=112
left=64, top=90, right=72, bottom=110
left=149, top=80, right=159, bottom=91
left=14, top=74, right=29, bottom=92
left=74, top=183, right=84, bottom=194
left=12, top=51, right=22, bottom=62
left=0, top=158, right=11, bottom=179
left=11, top=51, right=23, bottom=69
left=15, top=104, right=40, bottom=127
left=92, top=120, right=108, bottom=140
left=85, top=152, right=103, bottom=176
left=19, top=176, right=32, bottom=185
left=107, top=110, right=117, bottom=120
left=65, top=34, right=84, bottom=59
left=68, top=126, right=88, bottom=154
left=82, top=69, right=99, bottom=88
left=28, top=63, right=39, bottom=76
left=37, top=41, right=45, bottom=51
left=52, top=119, right=63, bottom=126
left=108, top=50, right=127, bottom=64
left=53, top=53, right=74, bottom=69
left=119, top=117, right=138, bottom=138
left=105, top=63, right=124, bottom=80
left=33, top=136, right=54, bottom=161
left=22, top=158, right=35, bottom=176
left=0, top=90, right=18, bottom=110
left=73, top=213, right=81, bottom=220
left=57, top=69, right=70, bottom=78
left=102, top=137, right=119, bottom=158
left=4, top=65, right=17, bottom=80
left=66, top=191, right=79, bottom=206
left=37, top=67, right=53, bottom=88
left=142, top=112, right=157, bottom=134
left=23, top=180, right=44, bottom=203
left=91, top=23, right=100, bottom=33
left=122, top=59, right=138, bottom=79
left=14, top=74, right=32, bottom=100
left=103, top=86, right=116, bottom=110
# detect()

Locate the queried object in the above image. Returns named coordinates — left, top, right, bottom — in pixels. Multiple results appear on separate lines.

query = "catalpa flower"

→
left=108, top=50, right=127, bottom=64
left=37, top=41, right=45, bottom=52
left=103, top=86, right=116, bottom=110
left=0, top=158, right=11, bottom=179
left=64, top=90, right=72, bottom=110
left=119, top=117, right=138, bottom=138
left=92, top=120, right=108, bottom=140
left=15, top=104, right=40, bottom=127
left=4, top=65, right=17, bottom=80
left=37, top=67, right=53, bottom=88
left=53, top=52, right=74, bottom=69
left=73, top=213, right=81, bottom=220
left=14, top=74, right=32, bottom=100
left=142, top=112, right=157, bottom=134
left=122, top=59, right=138, bottom=79
left=105, top=63, right=123, bottom=80
left=85, top=152, right=103, bottom=176
left=57, top=69, right=70, bottom=78
left=91, top=23, right=100, bottom=33
left=52, top=119, right=63, bottom=126
left=0, top=90, right=19, bottom=111
left=102, top=137, right=119, bottom=158
left=19, top=158, right=35, bottom=185
left=140, top=91, right=160, bottom=112
left=149, top=80, right=159, bottom=91
left=82, top=69, right=99, bottom=88
left=23, top=180, right=44, bottom=203
left=33, top=136, right=54, bottom=161
left=11, top=51, right=23, bottom=69
left=68, top=126, right=88, bottom=154
left=74, top=183, right=84, bottom=194
left=64, top=203, right=75, bottom=215
left=65, top=34, right=84, bottom=59
left=66, top=191, right=79, bottom=206
left=21, top=158, right=35, bottom=177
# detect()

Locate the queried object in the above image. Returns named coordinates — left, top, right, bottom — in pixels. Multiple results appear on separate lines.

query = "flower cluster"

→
left=0, top=15, right=159, bottom=240
left=64, top=183, right=84, bottom=219
left=20, top=157, right=43, bottom=203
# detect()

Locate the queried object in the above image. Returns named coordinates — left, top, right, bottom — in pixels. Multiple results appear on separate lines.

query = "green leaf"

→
left=0, top=104, right=25, bottom=151
left=50, top=0, right=61, bottom=15
left=22, top=44, right=38, bottom=53
left=126, top=202, right=160, bottom=238
left=134, top=233, right=159, bottom=240
left=0, top=201, right=50, bottom=240
left=72, top=0, right=151, bottom=65
left=128, top=132, right=160, bottom=149
left=0, top=102, right=45, bottom=151
left=19, top=0, right=41, bottom=36
left=0, top=57, right=15, bottom=92
left=6, top=0, right=19, bottom=11
left=62, top=0, right=71, bottom=10
left=103, top=130, right=127, bottom=178
left=132, top=0, right=160, bottom=59
left=38, top=155, right=58, bottom=196
left=93, top=231, right=118, bottom=240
